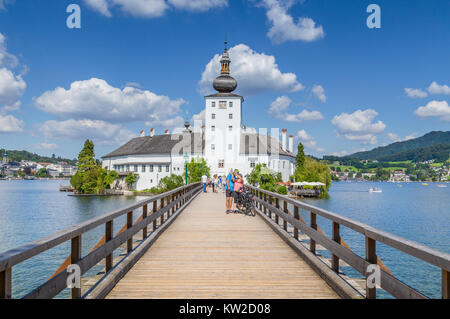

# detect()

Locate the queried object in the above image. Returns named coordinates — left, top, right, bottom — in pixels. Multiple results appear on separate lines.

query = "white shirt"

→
left=201, top=175, right=207, bottom=183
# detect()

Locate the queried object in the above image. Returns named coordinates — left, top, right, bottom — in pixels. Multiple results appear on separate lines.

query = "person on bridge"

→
left=225, top=169, right=234, bottom=214
left=233, top=173, right=244, bottom=213
left=202, top=173, right=208, bottom=193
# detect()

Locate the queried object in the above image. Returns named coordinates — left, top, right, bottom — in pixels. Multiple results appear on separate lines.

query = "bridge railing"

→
left=247, top=185, right=450, bottom=299
left=0, top=182, right=202, bottom=299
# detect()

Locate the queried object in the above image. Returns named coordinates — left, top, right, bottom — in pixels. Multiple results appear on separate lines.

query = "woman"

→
left=233, top=173, right=244, bottom=213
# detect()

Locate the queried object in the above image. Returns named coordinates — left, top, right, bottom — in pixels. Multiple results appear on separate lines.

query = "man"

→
left=201, top=173, right=208, bottom=193
left=225, top=169, right=234, bottom=214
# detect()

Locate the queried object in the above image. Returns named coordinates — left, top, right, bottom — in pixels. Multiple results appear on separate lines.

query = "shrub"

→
left=277, top=185, right=288, bottom=195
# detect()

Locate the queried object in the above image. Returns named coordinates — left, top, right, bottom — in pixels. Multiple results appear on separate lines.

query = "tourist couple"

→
left=225, top=169, right=244, bottom=214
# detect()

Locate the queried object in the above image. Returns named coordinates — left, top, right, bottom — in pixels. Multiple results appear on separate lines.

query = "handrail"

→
left=0, top=182, right=202, bottom=299
left=247, top=185, right=450, bottom=299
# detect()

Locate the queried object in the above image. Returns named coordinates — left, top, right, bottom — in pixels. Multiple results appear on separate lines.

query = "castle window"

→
left=211, top=101, right=215, bottom=107
left=228, top=144, right=232, bottom=150
left=211, top=144, right=215, bottom=151
left=142, top=165, right=146, bottom=173
left=218, top=160, right=224, bottom=168
left=250, top=160, right=256, bottom=168
left=134, top=165, right=138, bottom=172
left=229, top=113, right=233, bottom=119
left=228, top=126, right=232, bottom=131
left=219, top=101, right=227, bottom=109
left=229, top=102, right=233, bottom=107
left=212, top=113, right=216, bottom=119
left=166, top=165, right=169, bottom=172
left=158, top=165, right=162, bottom=172
left=211, top=126, right=215, bottom=132
left=149, top=165, right=154, bottom=172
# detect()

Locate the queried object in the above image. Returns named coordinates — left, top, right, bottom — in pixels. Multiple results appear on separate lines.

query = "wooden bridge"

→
left=0, top=183, right=449, bottom=299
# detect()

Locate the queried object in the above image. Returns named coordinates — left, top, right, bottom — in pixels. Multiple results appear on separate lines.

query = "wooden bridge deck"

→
left=107, top=192, right=338, bottom=299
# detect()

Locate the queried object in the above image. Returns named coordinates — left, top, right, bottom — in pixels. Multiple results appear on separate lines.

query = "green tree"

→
left=70, top=139, right=118, bottom=194
left=185, top=157, right=210, bottom=183
left=157, top=174, right=184, bottom=192
left=125, top=172, right=138, bottom=189
left=246, top=164, right=282, bottom=191
left=296, top=143, right=305, bottom=170
left=36, top=168, right=50, bottom=178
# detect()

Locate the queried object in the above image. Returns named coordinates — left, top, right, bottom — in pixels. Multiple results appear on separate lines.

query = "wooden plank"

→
left=127, top=212, right=133, bottom=253
left=0, top=183, right=201, bottom=272
left=0, top=268, right=11, bottom=299
left=142, top=204, right=148, bottom=240
left=310, top=212, right=317, bottom=254
left=443, top=269, right=450, bottom=299
left=283, top=200, right=288, bottom=231
left=365, top=237, right=377, bottom=299
left=107, top=192, right=339, bottom=299
left=293, top=206, right=299, bottom=240
left=332, top=222, right=340, bottom=273
left=23, top=187, right=201, bottom=299
left=71, top=235, right=82, bottom=299
left=247, top=186, right=450, bottom=272
left=105, top=221, right=113, bottom=272
left=253, top=196, right=427, bottom=299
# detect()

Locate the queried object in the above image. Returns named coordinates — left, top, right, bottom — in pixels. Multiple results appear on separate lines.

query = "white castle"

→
left=102, top=44, right=296, bottom=191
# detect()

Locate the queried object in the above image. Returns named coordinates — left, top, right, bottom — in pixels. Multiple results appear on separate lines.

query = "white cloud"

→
left=199, top=44, right=304, bottom=95
left=330, top=150, right=350, bottom=157
left=428, top=81, right=450, bottom=95
left=0, top=68, right=26, bottom=110
left=34, top=143, right=59, bottom=150
left=84, top=0, right=112, bottom=17
left=405, top=88, right=427, bottom=99
left=35, top=78, right=186, bottom=126
left=83, top=0, right=226, bottom=17
left=387, top=132, right=418, bottom=142
left=269, top=96, right=323, bottom=123
left=331, top=109, right=386, bottom=145
left=40, top=119, right=136, bottom=145
left=296, top=129, right=323, bottom=153
left=0, top=114, right=24, bottom=132
left=168, top=0, right=227, bottom=11
left=0, top=33, right=26, bottom=112
left=260, top=0, right=324, bottom=44
left=414, top=100, right=450, bottom=122
left=312, top=84, right=326, bottom=102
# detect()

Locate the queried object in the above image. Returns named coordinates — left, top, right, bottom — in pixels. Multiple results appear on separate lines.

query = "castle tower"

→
left=204, top=42, right=244, bottom=175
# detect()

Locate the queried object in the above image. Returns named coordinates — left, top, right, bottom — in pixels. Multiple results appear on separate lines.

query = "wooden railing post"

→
left=283, top=200, right=288, bottom=231
left=171, top=194, right=175, bottom=216
left=275, top=198, right=280, bottom=225
left=142, top=204, right=148, bottom=240
left=365, top=236, right=377, bottom=299
left=268, top=195, right=273, bottom=219
left=310, top=212, right=317, bottom=254
left=153, top=200, right=157, bottom=230
left=71, top=235, right=82, bottom=299
left=0, top=268, right=12, bottom=299
left=263, top=193, right=267, bottom=215
left=442, top=269, right=450, bottom=299
left=160, top=197, right=165, bottom=225
left=293, top=206, right=299, bottom=240
left=127, top=211, right=133, bottom=253
left=332, top=222, right=340, bottom=273
left=105, top=221, right=113, bottom=272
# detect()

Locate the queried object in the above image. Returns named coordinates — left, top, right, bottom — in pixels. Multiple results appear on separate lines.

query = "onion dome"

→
left=212, top=42, right=237, bottom=93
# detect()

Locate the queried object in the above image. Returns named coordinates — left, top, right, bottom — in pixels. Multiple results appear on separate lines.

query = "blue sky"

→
left=0, top=0, right=449, bottom=159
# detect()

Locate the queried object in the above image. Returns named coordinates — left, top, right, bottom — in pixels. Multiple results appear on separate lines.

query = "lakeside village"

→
left=325, top=158, right=450, bottom=183
left=0, top=152, right=77, bottom=180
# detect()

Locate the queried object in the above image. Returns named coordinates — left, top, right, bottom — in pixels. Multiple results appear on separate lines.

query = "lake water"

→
left=0, top=180, right=448, bottom=298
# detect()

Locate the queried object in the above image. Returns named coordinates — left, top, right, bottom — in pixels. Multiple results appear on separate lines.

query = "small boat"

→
left=437, top=184, right=448, bottom=188
left=422, top=183, right=429, bottom=186
left=369, top=187, right=382, bottom=193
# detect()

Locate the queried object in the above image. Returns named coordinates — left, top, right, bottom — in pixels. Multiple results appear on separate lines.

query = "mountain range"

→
left=326, top=131, right=450, bottom=162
